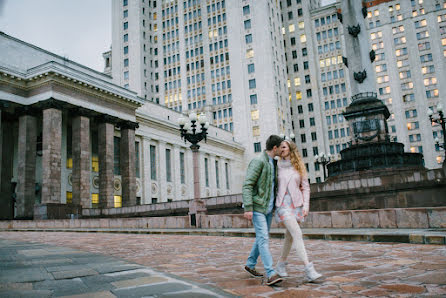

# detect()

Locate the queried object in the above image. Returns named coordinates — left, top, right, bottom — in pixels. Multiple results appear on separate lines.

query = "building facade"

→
left=111, top=0, right=445, bottom=182
left=111, top=0, right=293, bottom=159
left=0, top=32, right=244, bottom=220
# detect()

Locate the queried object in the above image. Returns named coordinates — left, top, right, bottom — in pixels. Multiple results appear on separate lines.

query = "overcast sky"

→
left=0, top=0, right=111, bottom=72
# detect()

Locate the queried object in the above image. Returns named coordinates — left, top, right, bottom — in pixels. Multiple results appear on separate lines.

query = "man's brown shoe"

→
left=266, top=273, right=283, bottom=286
left=244, top=266, right=263, bottom=277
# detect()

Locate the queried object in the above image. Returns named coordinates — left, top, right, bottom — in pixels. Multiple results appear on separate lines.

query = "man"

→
left=243, top=135, right=283, bottom=286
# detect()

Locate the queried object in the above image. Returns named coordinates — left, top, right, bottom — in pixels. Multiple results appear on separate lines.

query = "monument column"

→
left=158, top=141, right=167, bottom=202
left=16, top=112, right=37, bottom=218
left=98, top=117, right=115, bottom=208
left=72, top=113, right=91, bottom=207
left=120, top=121, right=138, bottom=207
left=41, top=107, right=62, bottom=203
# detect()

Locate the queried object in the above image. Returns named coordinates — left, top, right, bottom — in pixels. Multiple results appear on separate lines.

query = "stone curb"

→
left=1, top=228, right=445, bottom=245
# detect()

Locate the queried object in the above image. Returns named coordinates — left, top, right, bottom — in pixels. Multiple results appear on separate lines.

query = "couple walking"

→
left=243, top=135, right=322, bottom=286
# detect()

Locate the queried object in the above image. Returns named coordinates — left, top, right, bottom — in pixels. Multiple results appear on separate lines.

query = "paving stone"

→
left=408, top=271, right=446, bottom=284
left=111, top=276, right=168, bottom=288
left=0, top=268, right=52, bottom=283
left=0, top=289, right=53, bottom=297
left=51, top=269, right=98, bottom=280
left=161, top=292, right=221, bottom=298
left=380, top=284, right=426, bottom=294
left=112, top=282, right=192, bottom=297
left=59, top=291, right=116, bottom=298
left=33, top=278, right=90, bottom=296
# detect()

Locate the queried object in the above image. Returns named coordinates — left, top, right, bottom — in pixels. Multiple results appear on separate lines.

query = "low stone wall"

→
left=310, top=167, right=446, bottom=211
left=1, top=207, right=444, bottom=230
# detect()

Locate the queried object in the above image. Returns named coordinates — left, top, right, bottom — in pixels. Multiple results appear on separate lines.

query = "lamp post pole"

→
left=428, top=103, right=446, bottom=168
left=315, top=152, right=332, bottom=180
left=178, top=113, right=209, bottom=228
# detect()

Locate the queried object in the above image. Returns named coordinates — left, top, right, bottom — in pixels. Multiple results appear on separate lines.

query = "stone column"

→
left=41, top=108, right=62, bottom=203
left=142, top=136, right=152, bottom=204
left=72, top=115, right=90, bottom=207
left=98, top=120, right=115, bottom=208
left=16, top=114, right=37, bottom=218
left=172, top=145, right=181, bottom=200
left=158, top=141, right=167, bottom=202
left=120, top=122, right=137, bottom=207
left=0, top=113, right=15, bottom=219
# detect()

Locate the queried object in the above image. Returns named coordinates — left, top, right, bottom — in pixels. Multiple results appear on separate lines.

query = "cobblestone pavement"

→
left=1, top=232, right=445, bottom=297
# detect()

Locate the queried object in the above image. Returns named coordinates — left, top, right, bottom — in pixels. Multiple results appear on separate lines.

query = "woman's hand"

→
left=303, top=208, right=309, bottom=217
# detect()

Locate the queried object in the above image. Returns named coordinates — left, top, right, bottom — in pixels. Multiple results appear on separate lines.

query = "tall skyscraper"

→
left=111, top=0, right=446, bottom=183
left=112, top=0, right=292, bottom=160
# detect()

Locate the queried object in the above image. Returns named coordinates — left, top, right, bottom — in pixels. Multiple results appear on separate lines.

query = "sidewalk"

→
left=2, top=227, right=445, bottom=245
left=0, top=238, right=235, bottom=297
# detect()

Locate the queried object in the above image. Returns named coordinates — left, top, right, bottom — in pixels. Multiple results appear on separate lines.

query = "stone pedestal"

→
left=72, top=116, right=91, bottom=207
left=98, top=121, right=114, bottom=208
left=41, top=108, right=62, bottom=203
left=120, top=126, right=136, bottom=207
left=16, top=115, right=37, bottom=219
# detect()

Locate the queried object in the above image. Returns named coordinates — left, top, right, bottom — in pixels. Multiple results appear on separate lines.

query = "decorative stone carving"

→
left=136, top=180, right=141, bottom=192
left=361, top=7, right=368, bottom=18
left=354, top=70, right=367, bottom=83
left=68, top=173, right=72, bottom=186
left=114, top=178, right=121, bottom=191
left=167, top=184, right=172, bottom=195
left=93, top=176, right=99, bottom=189
left=181, top=186, right=187, bottom=195
left=348, top=24, right=361, bottom=37
left=206, top=189, right=210, bottom=196
left=337, top=11, right=343, bottom=23
left=151, top=182, right=158, bottom=194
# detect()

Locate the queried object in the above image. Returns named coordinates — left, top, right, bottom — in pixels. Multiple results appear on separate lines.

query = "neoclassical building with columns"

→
left=0, top=33, right=245, bottom=220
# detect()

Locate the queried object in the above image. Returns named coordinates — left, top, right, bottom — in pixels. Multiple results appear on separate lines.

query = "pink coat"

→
left=275, top=159, right=310, bottom=212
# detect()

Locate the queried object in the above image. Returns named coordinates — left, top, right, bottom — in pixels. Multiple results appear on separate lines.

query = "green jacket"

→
left=242, top=151, right=278, bottom=214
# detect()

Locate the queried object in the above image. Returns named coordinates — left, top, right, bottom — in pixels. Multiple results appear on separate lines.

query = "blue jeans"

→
left=246, top=211, right=276, bottom=278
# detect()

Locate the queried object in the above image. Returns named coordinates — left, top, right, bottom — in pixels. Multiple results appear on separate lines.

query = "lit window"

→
left=66, top=192, right=72, bottom=204
left=114, top=195, right=122, bottom=208
left=289, top=24, right=295, bottom=32
left=92, top=193, right=99, bottom=208
left=300, top=34, right=306, bottom=43
left=396, top=4, right=400, bottom=10
left=374, top=10, right=379, bottom=16
left=296, top=91, right=302, bottom=100
left=246, top=49, right=254, bottom=58
left=251, top=110, right=259, bottom=120
left=294, top=77, right=301, bottom=86
left=252, top=126, right=260, bottom=136
left=298, top=21, right=305, bottom=29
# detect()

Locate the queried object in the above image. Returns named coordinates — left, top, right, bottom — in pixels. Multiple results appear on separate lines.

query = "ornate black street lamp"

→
left=178, top=112, right=209, bottom=227
left=314, top=152, right=332, bottom=180
left=427, top=103, right=446, bottom=166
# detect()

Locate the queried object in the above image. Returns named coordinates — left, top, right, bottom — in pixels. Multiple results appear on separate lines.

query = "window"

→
left=124, top=46, right=128, bottom=54
left=243, top=5, right=250, bottom=15
left=254, top=142, right=261, bottom=152
left=249, top=79, right=256, bottom=89
left=124, top=34, right=128, bottom=42
left=251, top=110, right=259, bottom=120
left=298, top=105, right=303, bottom=113
left=299, top=119, right=305, bottom=128
left=245, top=34, right=253, bottom=44
left=180, top=152, right=185, bottom=184
left=311, top=132, right=317, bottom=141
left=310, top=118, right=315, bottom=126
left=250, top=94, right=257, bottom=105
left=244, top=19, right=251, bottom=29
left=246, top=49, right=254, bottom=58
left=124, top=22, right=128, bottom=30
left=301, top=134, right=306, bottom=143
left=407, top=121, right=419, bottom=130
left=150, top=145, right=157, bottom=180
left=205, top=158, right=209, bottom=187
left=123, top=0, right=128, bottom=6
left=302, top=149, right=308, bottom=157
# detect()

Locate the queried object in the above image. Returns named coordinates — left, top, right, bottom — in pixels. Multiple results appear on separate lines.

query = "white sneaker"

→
left=304, top=262, right=322, bottom=282
left=275, top=261, right=288, bottom=277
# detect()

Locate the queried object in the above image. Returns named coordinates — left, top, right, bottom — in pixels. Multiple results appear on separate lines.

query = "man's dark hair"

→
left=265, top=135, right=283, bottom=151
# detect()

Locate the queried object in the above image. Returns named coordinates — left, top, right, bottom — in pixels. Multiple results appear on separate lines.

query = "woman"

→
left=274, top=139, right=322, bottom=282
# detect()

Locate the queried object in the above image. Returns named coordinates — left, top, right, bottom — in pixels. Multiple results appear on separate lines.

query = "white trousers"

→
left=279, top=218, right=309, bottom=266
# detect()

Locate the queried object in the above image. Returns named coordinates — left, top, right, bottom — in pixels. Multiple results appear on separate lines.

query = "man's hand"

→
left=244, top=211, right=253, bottom=220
